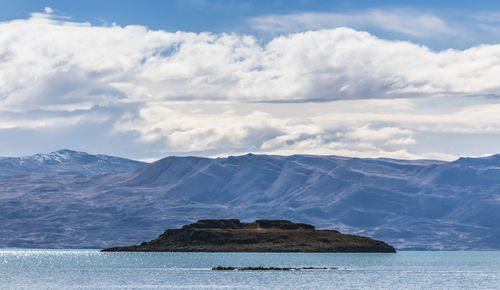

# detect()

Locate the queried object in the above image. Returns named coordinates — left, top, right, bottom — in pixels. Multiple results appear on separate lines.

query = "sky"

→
left=1, top=0, right=500, bottom=161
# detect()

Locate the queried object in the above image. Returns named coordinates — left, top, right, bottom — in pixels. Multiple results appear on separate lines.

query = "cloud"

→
left=112, top=99, right=500, bottom=160
left=0, top=112, right=108, bottom=129
left=249, top=9, right=456, bottom=39
left=114, top=104, right=287, bottom=153
left=2, top=12, right=500, bottom=112
left=344, top=126, right=413, bottom=142
left=249, top=8, right=500, bottom=49
left=44, top=7, right=53, bottom=14
left=2, top=12, right=500, bottom=160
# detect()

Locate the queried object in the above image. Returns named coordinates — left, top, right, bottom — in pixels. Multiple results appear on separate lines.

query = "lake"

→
left=1, top=249, right=499, bottom=289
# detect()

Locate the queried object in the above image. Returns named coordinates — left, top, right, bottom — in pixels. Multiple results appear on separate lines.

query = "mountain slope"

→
left=0, top=153, right=499, bottom=250
left=0, top=149, right=146, bottom=176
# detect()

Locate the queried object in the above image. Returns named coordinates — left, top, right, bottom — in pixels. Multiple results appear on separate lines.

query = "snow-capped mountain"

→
left=0, top=152, right=499, bottom=250
left=0, top=149, right=146, bottom=176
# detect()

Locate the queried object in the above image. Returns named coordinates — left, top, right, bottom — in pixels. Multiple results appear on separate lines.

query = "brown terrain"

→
left=102, top=219, right=396, bottom=253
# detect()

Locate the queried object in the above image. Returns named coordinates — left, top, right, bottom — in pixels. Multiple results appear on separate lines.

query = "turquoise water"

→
left=1, top=250, right=499, bottom=289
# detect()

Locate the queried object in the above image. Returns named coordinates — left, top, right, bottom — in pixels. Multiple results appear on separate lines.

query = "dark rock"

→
left=211, top=266, right=337, bottom=271
left=254, top=219, right=315, bottom=230
left=102, top=219, right=396, bottom=253
left=188, top=219, right=243, bottom=229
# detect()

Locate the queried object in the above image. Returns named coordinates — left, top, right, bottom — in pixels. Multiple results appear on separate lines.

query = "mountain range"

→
left=1, top=150, right=499, bottom=250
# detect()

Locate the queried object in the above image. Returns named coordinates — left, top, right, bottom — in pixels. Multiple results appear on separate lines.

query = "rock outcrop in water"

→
left=102, top=219, right=396, bottom=252
left=211, top=266, right=337, bottom=271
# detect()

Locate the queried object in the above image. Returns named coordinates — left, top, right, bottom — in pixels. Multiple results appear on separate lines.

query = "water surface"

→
left=1, top=249, right=499, bottom=289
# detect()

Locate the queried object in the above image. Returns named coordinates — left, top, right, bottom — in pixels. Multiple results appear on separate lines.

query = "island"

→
left=102, top=219, right=396, bottom=252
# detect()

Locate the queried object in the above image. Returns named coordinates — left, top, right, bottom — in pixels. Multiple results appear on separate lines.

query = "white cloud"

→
left=385, top=137, right=417, bottom=146
left=249, top=8, right=500, bottom=50
left=249, top=9, right=456, bottom=39
left=2, top=13, right=500, bottom=160
left=2, top=12, right=500, bottom=112
left=0, top=113, right=108, bottom=129
left=114, top=104, right=286, bottom=152
left=113, top=99, right=500, bottom=160
left=44, top=7, right=53, bottom=14
left=345, top=126, right=413, bottom=142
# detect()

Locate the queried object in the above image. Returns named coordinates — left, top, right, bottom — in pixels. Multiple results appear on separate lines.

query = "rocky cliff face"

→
left=102, top=219, right=396, bottom=253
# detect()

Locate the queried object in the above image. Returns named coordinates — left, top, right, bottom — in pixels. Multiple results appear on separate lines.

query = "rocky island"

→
left=102, top=219, right=396, bottom=253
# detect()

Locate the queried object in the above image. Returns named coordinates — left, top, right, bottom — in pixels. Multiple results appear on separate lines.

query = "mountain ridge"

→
left=0, top=149, right=146, bottom=176
left=0, top=150, right=499, bottom=250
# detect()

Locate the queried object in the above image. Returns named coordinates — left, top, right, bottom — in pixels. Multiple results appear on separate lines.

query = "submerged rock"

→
left=102, top=219, right=396, bottom=253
